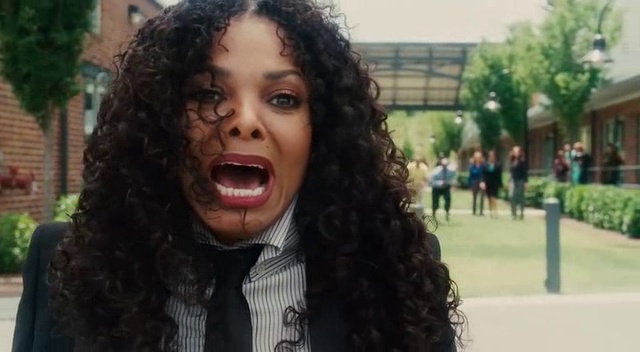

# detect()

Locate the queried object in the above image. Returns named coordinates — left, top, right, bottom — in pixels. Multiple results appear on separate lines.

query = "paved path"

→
left=462, top=293, right=640, bottom=352
left=2, top=293, right=639, bottom=351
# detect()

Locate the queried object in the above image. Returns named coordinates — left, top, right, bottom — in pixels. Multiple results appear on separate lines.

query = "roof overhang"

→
left=354, top=42, right=476, bottom=111
left=528, top=73, right=640, bottom=129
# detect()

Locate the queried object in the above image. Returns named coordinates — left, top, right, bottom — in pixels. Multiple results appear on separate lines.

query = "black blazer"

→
left=12, top=223, right=455, bottom=352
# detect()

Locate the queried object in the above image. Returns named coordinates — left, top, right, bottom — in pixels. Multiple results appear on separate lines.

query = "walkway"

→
left=2, top=293, right=639, bottom=351
left=463, top=293, right=640, bottom=352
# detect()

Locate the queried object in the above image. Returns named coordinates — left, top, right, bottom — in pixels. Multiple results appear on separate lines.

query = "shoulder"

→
left=425, top=232, right=442, bottom=261
left=31, top=222, right=69, bottom=253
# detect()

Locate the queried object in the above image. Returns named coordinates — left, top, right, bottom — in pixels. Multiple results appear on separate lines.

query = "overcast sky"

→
left=157, top=0, right=548, bottom=43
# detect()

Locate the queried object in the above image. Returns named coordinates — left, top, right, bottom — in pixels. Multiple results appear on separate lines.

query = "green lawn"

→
left=435, top=212, right=640, bottom=298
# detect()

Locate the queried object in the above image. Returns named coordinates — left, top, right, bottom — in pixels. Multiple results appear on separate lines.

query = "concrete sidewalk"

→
left=2, top=292, right=639, bottom=351
left=462, top=292, right=640, bottom=352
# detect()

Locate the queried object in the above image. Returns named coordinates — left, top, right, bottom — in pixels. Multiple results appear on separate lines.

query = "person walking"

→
left=509, top=146, right=528, bottom=220
left=430, top=158, right=456, bottom=222
left=480, top=150, right=503, bottom=218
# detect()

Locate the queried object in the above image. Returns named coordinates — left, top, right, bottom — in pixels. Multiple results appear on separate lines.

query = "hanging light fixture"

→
left=454, top=110, right=463, bottom=125
left=483, top=92, right=501, bottom=112
left=581, top=0, right=614, bottom=66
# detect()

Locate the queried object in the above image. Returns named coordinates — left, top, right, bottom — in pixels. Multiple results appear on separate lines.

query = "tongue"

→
left=214, top=165, right=263, bottom=190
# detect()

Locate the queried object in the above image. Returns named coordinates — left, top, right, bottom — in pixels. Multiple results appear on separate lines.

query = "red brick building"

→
left=0, top=0, right=163, bottom=221
left=527, top=74, right=640, bottom=185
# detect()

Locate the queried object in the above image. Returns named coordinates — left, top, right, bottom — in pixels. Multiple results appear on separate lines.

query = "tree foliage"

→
left=539, top=0, right=621, bottom=141
left=0, top=0, right=96, bottom=219
left=0, top=0, right=96, bottom=129
left=461, top=0, right=622, bottom=148
left=462, top=21, right=542, bottom=150
left=432, top=112, right=463, bottom=158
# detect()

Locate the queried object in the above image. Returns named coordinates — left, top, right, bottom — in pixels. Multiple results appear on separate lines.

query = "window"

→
left=83, top=71, right=109, bottom=138
left=603, top=116, right=625, bottom=157
left=91, top=0, right=102, bottom=34
left=579, top=126, right=591, bottom=154
left=543, top=134, right=554, bottom=172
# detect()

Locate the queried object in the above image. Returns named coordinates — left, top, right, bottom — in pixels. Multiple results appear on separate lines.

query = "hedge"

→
left=0, top=193, right=80, bottom=273
left=0, top=213, right=37, bottom=273
left=493, top=177, right=640, bottom=239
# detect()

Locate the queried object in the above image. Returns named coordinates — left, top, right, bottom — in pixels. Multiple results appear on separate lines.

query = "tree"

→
left=462, top=22, right=543, bottom=151
left=402, top=138, right=415, bottom=161
left=538, top=0, right=621, bottom=142
left=0, top=1, right=97, bottom=220
left=432, top=112, right=463, bottom=158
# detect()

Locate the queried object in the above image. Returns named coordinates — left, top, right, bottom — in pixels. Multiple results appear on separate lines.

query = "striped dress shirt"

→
left=165, top=199, right=311, bottom=351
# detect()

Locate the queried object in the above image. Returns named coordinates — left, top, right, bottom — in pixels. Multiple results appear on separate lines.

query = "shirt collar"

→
left=192, top=196, right=298, bottom=254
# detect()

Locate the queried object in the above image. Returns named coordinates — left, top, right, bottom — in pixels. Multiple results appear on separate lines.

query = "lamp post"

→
left=581, top=0, right=614, bottom=66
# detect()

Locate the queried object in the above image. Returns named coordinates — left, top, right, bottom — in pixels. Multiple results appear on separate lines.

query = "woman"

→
left=480, top=150, right=502, bottom=218
left=509, top=146, right=528, bottom=220
left=601, top=143, right=623, bottom=185
left=468, top=151, right=485, bottom=216
left=13, top=1, right=462, bottom=351
left=553, top=149, right=570, bottom=183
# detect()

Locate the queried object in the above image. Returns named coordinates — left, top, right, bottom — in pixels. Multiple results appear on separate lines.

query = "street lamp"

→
left=454, top=110, right=463, bottom=125
left=483, top=92, right=501, bottom=112
left=581, top=0, right=614, bottom=66
left=428, top=135, right=436, bottom=144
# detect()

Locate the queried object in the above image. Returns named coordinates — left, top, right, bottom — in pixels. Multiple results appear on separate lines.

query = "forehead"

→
left=210, top=14, right=296, bottom=68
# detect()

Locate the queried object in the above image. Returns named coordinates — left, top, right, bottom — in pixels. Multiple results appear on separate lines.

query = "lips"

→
left=209, top=153, right=275, bottom=208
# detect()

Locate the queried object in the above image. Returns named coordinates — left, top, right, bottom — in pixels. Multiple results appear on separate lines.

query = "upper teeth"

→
left=220, top=162, right=265, bottom=170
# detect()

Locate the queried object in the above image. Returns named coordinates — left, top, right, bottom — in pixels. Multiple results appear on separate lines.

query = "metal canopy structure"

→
left=354, top=42, right=476, bottom=111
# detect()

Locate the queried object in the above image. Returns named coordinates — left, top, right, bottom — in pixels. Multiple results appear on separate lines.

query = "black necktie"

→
left=203, top=245, right=264, bottom=352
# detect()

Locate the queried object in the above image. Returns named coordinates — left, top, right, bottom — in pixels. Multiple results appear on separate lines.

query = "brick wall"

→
left=0, top=0, right=161, bottom=221
left=527, top=96, right=640, bottom=184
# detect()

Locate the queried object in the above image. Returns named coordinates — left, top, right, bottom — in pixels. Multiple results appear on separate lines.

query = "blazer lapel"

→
left=308, top=291, right=348, bottom=352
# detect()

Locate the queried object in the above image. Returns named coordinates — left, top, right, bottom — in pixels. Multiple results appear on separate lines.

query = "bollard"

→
left=544, top=198, right=561, bottom=293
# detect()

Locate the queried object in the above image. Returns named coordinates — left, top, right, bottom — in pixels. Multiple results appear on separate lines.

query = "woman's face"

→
left=473, top=152, right=483, bottom=163
left=488, top=152, right=496, bottom=163
left=512, top=147, right=521, bottom=158
left=182, top=14, right=312, bottom=243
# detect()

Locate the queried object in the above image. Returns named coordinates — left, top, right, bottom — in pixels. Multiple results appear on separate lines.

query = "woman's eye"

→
left=269, top=93, right=300, bottom=108
left=194, top=89, right=224, bottom=104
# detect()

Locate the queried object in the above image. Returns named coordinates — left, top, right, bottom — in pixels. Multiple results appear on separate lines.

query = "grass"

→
left=434, top=198, right=640, bottom=298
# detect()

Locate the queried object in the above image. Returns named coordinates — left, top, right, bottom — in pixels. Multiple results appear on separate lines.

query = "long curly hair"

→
left=50, top=0, right=465, bottom=350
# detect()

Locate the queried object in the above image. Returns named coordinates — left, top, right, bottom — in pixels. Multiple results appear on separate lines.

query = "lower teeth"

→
left=215, top=183, right=265, bottom=197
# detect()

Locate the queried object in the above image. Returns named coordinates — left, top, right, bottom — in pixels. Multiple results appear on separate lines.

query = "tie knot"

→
left=212, top=245, right=263, bottom=288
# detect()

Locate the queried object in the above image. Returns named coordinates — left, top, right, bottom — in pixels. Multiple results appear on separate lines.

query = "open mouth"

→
left=209, top=154, right=274, bottom=208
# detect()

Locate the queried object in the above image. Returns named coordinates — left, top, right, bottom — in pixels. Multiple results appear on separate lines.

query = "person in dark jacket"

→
left=509, top=146, right=528, bottom=220
left=553, top=149, right=570, bottom=183
left=601, top=143, right=623, bottom=185
left=12, top=1, right=462, bottom=351
left=480, top=150, right=503, bottom=218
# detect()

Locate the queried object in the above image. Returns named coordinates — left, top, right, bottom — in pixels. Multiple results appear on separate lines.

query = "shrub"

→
left=524, top=177, right=548, bottom=208
left=53, top=193, right=80, bottom=222
left=0, top=213, right=37, bottom=273
left=565, top=186, right=588, bottom=220
left=543, top=182, right=571, bottom=213
left=622, top=193, right=640, bottom=239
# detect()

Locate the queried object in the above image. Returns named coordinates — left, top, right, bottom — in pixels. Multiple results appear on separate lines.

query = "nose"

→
left=223, top=103, right=265, bottom=141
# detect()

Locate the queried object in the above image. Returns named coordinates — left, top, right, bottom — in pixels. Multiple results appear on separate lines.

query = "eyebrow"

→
left=263, top=69, right=303, bottom=81
left=208, top=65, right=302, bottom=81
